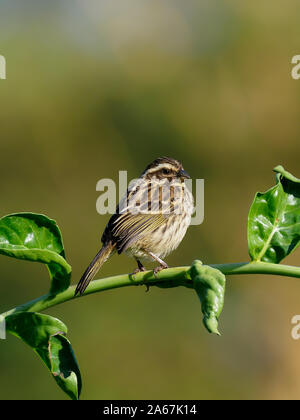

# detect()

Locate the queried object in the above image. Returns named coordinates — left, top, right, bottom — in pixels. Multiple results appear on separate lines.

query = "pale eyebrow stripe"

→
left=147, top=163, right=175, bottom=173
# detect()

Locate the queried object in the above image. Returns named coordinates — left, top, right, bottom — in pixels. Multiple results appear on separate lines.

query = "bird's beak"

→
left=178, top=169, right=191, bottom=179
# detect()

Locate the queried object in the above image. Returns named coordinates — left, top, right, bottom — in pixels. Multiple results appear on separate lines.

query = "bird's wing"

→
left=111, top=212, right=167, bottom=254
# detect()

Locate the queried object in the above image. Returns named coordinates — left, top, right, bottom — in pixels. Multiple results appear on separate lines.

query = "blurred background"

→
left=1, top=0, right=300, bottom=400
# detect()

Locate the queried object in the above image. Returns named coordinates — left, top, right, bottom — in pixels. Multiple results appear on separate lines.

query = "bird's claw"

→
left=153, top=265, right=168, bottom=278
left=129, top=266, right=146, bottom=281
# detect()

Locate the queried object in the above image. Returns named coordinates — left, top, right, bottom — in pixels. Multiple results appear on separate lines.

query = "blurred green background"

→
left=1, top=0, right=300, bottom=400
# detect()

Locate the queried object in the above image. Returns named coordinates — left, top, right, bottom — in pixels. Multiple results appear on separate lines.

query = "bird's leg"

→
left=130, top=259, right=150, bottom=291
left=145, top=251, right=169, bottom=278
left=129, top=258, right=146, bottom=279
left=137, top=259, right=146, bottom=272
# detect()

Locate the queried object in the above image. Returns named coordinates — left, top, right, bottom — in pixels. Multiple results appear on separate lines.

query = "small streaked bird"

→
left=75, top=157, right=194, bottom=296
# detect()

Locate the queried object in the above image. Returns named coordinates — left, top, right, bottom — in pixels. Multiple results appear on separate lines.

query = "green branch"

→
left=3, top=261, right=300, bottom=319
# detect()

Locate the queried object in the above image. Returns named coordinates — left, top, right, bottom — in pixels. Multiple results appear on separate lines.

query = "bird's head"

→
left=141, top=157, right=190, bottom=181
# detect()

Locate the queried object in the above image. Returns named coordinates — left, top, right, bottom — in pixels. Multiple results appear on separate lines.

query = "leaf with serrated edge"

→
left=248, top=166, right=300, bottom=263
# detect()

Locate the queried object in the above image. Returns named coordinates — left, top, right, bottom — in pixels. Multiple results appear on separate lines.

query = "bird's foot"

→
left=153, top=264, right=169, bottom=278
left=129, top=266, right=146, bottom=281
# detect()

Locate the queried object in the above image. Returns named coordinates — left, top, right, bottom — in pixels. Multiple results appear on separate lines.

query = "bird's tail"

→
left=75, top=241, right=115, bottom=296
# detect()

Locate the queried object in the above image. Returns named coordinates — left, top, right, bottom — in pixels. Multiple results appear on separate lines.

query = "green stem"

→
left=2, top=261, right=300, bottom=318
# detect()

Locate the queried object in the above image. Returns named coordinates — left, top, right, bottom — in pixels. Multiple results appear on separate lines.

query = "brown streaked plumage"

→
left=75, top=157, right=194, bottom=296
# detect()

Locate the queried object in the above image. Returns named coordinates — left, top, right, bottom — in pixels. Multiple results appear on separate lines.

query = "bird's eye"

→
left=162, top=168, right=170, bottom=175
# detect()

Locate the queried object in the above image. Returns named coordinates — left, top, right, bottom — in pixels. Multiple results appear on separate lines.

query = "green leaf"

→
left=248, top=166, right=300, bottom=263
left=48, top=334, right=82, bottom=400
left=6, top=312, right=82, bottom=400
left=190, top=260, right=226, bottom=335
left=0, top=213, right=71, bottom=293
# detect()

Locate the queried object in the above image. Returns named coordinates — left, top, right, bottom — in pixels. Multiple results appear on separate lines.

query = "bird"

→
left=75, top=157, right=194, bottom=296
